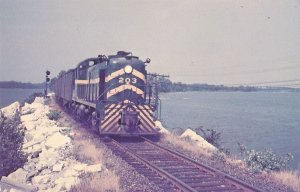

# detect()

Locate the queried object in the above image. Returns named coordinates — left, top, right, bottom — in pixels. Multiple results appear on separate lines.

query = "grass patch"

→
left=72, top=128, right=121, bottom=191
left=71, top=171, right=120, bottom=192
left=74, top=139, right=104, bottom=164
left=271, top=171, right=300, bottom=191
left=163, top=133, right=213, bottom=157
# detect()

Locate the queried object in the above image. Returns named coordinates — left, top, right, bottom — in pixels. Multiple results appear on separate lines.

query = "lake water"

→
left=0, top=88, right=43, bottom=108
left=1, top=89, right=299, bottom=169
left=159, top=91, right=300, bottom=170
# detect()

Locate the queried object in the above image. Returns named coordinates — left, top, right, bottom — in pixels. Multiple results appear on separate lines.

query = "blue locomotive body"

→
left=53, top=51, right=159, bottom=136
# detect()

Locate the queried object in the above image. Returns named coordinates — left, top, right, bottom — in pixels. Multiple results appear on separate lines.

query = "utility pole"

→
left=45, top=70, right=50, bottom=98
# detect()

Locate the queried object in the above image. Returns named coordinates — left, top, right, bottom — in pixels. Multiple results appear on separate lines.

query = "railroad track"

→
left=105, top=137, right=263, bottom=192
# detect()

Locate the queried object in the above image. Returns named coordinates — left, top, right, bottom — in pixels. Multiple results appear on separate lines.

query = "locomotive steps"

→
left=0, top=95, right=295, bottom=191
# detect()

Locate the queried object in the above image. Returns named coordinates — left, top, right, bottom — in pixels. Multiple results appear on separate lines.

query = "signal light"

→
left=145, top=58, right=151, bottom=63
left=46, top=70, right=50, bottom=75
left=46, top=77, right=50, bottom=82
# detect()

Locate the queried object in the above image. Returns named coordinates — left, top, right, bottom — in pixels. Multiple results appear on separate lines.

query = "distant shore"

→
left=1, top=80, right=299, bottom=92
left=0, top=81, right=45, bottom=89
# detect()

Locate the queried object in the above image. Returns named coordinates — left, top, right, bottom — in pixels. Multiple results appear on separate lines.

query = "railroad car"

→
left=53, top=51, right=160, bottom=136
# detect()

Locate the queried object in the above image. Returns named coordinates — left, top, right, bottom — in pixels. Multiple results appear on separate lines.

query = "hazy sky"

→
left=1, top=0, right=300, bottom=86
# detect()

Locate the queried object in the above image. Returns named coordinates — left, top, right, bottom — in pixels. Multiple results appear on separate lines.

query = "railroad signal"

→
left=45, top=70, right=51, bottom=98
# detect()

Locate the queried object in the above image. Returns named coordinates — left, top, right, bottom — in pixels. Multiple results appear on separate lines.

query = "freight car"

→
left=53, top=51, right=160, bottom=136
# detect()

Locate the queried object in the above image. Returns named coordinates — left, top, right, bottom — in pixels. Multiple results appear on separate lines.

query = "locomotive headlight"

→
left=124, top=65, right=133, bottom=74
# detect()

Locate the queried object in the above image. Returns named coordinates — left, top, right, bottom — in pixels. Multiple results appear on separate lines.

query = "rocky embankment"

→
left=0, top=98, right=102, bottom=192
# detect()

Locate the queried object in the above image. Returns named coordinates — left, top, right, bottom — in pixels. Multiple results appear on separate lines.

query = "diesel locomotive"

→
left=53, top=51, right=160, bottom=136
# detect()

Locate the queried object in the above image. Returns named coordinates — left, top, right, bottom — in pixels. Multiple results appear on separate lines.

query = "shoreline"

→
left=0, top=96, right=299, bottom=191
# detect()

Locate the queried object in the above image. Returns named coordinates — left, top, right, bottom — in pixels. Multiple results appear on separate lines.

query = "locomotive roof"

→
left=76, top=57, right=103, bottom=68
left=108, top=51, right=139, bottom=59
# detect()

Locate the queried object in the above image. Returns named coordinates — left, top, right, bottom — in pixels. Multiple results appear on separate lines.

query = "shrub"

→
left=194, top=126, right=221, bottom=147
left=47, top=110, right=61, bottom=120
left=238, top=143, right=294, bottom=173
left=0, top=111, right=27, bottom=178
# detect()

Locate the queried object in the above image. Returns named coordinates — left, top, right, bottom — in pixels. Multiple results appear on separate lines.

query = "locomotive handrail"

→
left=97, top=83, right=116, bottom=100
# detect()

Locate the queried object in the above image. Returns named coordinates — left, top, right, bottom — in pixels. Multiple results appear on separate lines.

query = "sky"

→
left=1, top=0, right=300, bottom=86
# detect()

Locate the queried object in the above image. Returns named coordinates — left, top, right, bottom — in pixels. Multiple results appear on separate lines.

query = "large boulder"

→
left=180, top=128, right=217, bottom=151
left=1, top=102, right=20, bottom=119
left=155, top=121, right=170, bottom=134
left=84, top=163, right=102, bottom=173
left=21, top=113, right=35, bottom=122
left=6, top=168, right=28, bottom=184
left=52, top=163, right=64, bottom=172
left=45, top=132, right=71, bottom=149
left=23, top=121, right=36, bottom=131
left=73, top=163, right=87, bottom=171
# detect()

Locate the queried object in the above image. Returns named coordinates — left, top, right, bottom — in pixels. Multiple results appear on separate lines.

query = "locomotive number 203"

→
left=119, top=77, right=137, bottom=84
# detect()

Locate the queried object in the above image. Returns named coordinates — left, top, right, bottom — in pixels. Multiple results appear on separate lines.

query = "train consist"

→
left=53, top=51, right=160, bottom=136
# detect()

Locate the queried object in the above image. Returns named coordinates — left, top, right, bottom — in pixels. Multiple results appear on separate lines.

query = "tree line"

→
left=0, top=81, right=45, bottom=89
left=148, top=75, right=259, bottom=92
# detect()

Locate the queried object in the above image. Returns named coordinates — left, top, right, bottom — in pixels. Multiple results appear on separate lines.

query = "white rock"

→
left=180, top=128, right=217, bottom=151
left=34, top=125, right=59, bottom=138
left=9, top=189, right=22, bottom=192
left=84, top=164, right=102, bottom=173
left=32, top=144, right=42, bottom=151
left=33, top=97, right=44, bottom=104
left=6, top=168, right=27, bottom=184
left=31, top=103, right=44, bottom=110
left=63, top=169, right=78, bottom=177
left=47, top=158, right=58, bottom=167
left=21, top=103, right=31, bottom=114
left=23, top=121, right=36, bottom=131
left=39, top=148, right=59, bottom=161
left=32, top=175, right=50, bottom=185
left=52, top=164, right=64, bottom=172
left=38, top=119, right=57, bottom=129
left=155, top=121, right=170, bottom=134
left=73, top=163, right=87, bottom=171
left=55, top=177, right=78, bottom=191
left=21, top=114, right=34, bottom=122
left=1, top=102, right=20, bottom=119
left=45, top=132, right=71, bottom=149
left=40, top=168, right=52, bottom=175
left=23, top=138, right=44, bottom=149
left=52, top=183, right=65, bottom=192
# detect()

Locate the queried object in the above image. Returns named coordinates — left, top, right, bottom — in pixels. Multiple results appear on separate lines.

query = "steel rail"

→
left=142, top=137, right=264, bottom=192
left=108, top=137, right=264, bottom=192
left=110, top=138, right=197, bottom=192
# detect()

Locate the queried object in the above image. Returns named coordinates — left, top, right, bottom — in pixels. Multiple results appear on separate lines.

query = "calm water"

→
left=160, top=91, right=300, bottom=170
left=1, top=89, right=299, bottom=169
left=0, top=88, right=43, bottom=108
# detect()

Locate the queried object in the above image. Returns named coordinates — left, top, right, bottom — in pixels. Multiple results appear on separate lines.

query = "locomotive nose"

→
left=119, top=110, right=140, bottom=133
